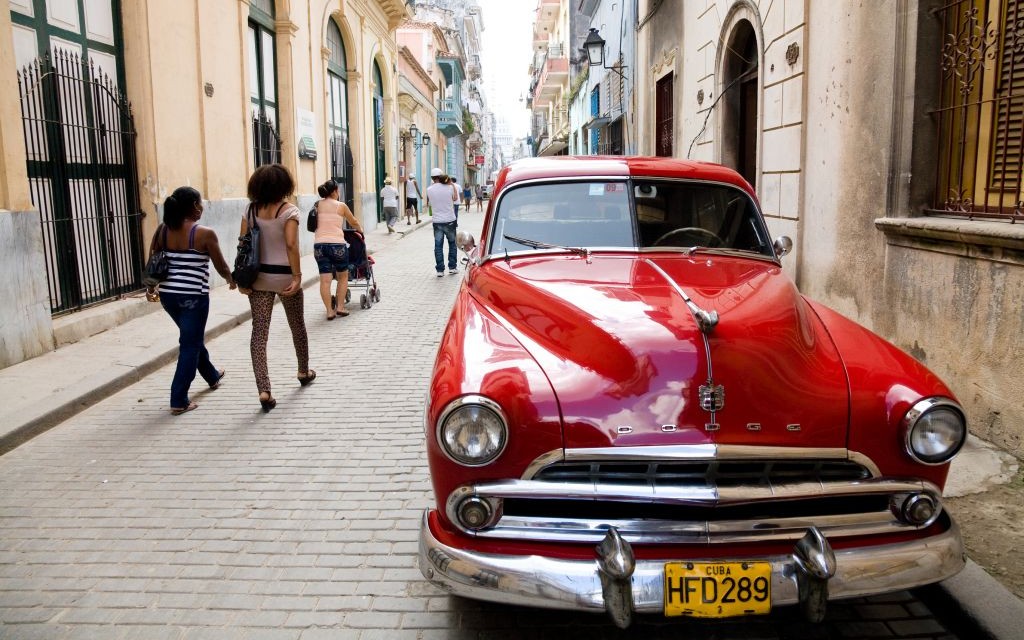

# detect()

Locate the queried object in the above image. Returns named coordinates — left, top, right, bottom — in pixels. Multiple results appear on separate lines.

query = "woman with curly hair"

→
left=238, top=163, right=315, bottom=412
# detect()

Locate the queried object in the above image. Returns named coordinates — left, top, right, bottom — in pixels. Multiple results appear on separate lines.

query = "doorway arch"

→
left=719, top=15, right=760, bottom=188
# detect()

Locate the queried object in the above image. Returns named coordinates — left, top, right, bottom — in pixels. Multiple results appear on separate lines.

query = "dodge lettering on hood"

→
left=419, top=156, right=967, bottom=628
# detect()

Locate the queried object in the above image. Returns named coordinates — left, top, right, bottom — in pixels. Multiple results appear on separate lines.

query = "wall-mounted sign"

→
left=475, top=155, right=485, bottom=166
left=297, top=108, right=317, bottom=160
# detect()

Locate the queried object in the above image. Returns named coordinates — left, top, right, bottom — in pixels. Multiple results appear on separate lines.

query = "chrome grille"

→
left=531, top=459, right=873, bottom=487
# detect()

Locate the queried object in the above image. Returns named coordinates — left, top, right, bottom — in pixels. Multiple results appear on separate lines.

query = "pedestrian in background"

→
left=148, top=186, right=235, bottom=415
left=405, top=176, right=420, bottom=225
left=475, top=184, right=484, bottom=212
left=380, top=176, right=399, bottom=233
left=315, top=178, right=361, bottom=320
left=426, top=167, right=458, bottom=277
left=237, top=163, right=314, bottom=412
left=462, top=183, right=471, bottom=211
left=450, top=176, right=462, bottom=220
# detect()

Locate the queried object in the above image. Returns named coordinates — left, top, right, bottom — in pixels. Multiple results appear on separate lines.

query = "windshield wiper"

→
left=503, top=233, right=591, bottom=258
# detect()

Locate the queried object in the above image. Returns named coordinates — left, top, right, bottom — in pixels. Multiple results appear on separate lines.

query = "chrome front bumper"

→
left=419, top=510, right=965, bottom=624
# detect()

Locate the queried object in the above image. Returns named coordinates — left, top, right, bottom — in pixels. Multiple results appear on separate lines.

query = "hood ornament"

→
left=644, top=259, right=724, bottom=428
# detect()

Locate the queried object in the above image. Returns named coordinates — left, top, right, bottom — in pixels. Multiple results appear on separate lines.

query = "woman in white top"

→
left=314, top=179, right=362, bottom=319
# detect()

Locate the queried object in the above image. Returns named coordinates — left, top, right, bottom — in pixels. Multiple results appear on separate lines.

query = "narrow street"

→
left=0, top=210, right=963, bottom=639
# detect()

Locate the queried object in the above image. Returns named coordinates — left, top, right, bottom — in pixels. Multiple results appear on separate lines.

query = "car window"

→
left=633, top=181, right=773, bottom=256
left=490, top=181, right=634, bottom=253
left=488, top=179, right=774, bottom=257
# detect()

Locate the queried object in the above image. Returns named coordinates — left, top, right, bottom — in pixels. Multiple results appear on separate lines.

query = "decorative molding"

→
left=274, top=19, right=299, bottom=36
left=650, top=46, right=678, bottom=80
left=875, top=216, right=1024, bottom=266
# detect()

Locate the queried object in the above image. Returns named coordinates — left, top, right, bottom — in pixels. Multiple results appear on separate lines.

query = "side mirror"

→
left=457, top=231, right=477, bottom=253
left=773, top=236, right=793, bottom=258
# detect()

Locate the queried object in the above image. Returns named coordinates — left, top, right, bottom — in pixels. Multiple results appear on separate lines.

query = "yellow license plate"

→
left=664, top=561, right=771, bottom=618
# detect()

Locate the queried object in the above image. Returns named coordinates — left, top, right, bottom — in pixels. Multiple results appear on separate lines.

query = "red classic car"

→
left=418, top=156, right=966, bottom=628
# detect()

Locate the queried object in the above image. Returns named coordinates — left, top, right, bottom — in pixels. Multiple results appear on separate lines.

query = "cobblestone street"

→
left=0, top=210, right=964, bottom=639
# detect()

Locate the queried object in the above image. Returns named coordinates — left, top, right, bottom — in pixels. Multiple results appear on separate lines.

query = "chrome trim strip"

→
left=564, top=445, right=850, bottom=463
left=520, top=448, right=564, bottom=480
left=454, top=478, right=937, bottom=506
left=848, top=451, right=883, bottom=478
left=419, top=510, right=965, bottom=613
left=522, top=446, right=883, bottom=480
left=481, top=508, right=917, bottom=545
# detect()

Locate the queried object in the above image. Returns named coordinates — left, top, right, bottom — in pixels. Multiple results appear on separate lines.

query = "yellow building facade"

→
left=1, top=0, right=408, bottom=369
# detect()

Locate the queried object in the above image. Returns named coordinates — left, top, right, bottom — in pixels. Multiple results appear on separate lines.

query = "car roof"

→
left=494, top=156, right=756, bottom=197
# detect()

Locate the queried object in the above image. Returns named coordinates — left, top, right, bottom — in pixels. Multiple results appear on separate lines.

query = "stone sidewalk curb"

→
left=0, top=220, right=429, bottom=456
left=921, top=560, right=1024, bottom=640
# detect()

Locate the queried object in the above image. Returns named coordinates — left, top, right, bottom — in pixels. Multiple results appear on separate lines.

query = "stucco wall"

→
left=877, top=229, right=1024, bottom=457
left=0, top=210, right=54, bottom=368
left=800, top=2, right=895, bottom=322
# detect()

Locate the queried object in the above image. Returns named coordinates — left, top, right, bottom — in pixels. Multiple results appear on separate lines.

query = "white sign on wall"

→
left=296, top=108, right=317, bottom=160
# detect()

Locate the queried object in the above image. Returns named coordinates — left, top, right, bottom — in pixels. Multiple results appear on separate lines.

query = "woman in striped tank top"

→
left=147, top=186, right=236, bottom=415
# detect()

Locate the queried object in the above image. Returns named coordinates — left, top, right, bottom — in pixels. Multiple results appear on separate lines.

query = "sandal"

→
left=259, top=392, right=276, bottom=413
left=297, top=370, right=317, bottom=386
left=336, top=309, right=350, bottom=318
left=171, top=401, right=198, bottom=416
left=209, top=369, right=226, bottom=389
left=326, top=313, right=336, bottom=321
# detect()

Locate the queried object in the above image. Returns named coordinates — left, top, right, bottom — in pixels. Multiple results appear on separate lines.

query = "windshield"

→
left=488, top=179, right=774, bottom=257
left=490, top=181, right=634, bottom=253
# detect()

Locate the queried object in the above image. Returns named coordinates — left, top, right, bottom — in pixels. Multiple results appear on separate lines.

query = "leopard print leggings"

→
left=248, top=289, right=309, bottom=393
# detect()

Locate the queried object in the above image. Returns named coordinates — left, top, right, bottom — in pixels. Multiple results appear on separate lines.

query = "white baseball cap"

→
left=431, top=167, right=443, bottom=177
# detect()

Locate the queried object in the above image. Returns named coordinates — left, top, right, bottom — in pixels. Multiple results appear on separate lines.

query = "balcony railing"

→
left=438, top=98, right=463, bottom=137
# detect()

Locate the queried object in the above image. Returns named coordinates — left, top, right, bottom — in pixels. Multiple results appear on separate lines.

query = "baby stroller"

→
left=334, top=228, right=379, bottom=309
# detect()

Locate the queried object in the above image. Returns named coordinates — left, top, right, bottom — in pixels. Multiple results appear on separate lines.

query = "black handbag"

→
left=306, top=202, right=318, bottom=232
left=142, top=225, right=169, bottom=287
left=232, top=205, right=261, bottom=288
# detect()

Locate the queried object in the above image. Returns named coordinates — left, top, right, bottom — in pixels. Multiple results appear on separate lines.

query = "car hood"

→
left=469, top=253, right=849, bottom=449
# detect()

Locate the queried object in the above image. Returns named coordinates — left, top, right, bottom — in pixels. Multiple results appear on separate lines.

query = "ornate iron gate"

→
left=17, top=50, right=144, bottom=315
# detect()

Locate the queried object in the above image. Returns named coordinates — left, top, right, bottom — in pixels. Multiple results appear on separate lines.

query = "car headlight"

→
left=902, top=397, right=967, bottom=465
left=436, top=395, right=508, bottom=466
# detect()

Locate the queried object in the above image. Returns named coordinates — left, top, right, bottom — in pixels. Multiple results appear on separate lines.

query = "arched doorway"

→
left=326, top=19, right=353, bottom=210
left=721, top=20, right=759, bottom=188
left=372, top=61, right=386, bottom=223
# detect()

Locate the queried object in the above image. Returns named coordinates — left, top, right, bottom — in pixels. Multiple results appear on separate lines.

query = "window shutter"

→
left=988, top=0, right=1024, bottom=193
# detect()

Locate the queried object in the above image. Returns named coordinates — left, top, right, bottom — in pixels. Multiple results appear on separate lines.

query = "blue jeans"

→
left=160, top=292, right=219, bottom=408
left=433, top=222, right=457, bottom=273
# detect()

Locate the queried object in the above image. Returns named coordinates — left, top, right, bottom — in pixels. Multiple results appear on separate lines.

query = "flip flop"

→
left=209, top=369, right=226, bottom=389
left=170, top=401, right=198, bottom=416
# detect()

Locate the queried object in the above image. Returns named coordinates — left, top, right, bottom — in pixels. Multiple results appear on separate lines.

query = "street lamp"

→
left=407, top=124, right=430, bottom=149
left=583, top=28, right=627, bottom=79
left=401, top=125, right=431, bottom=224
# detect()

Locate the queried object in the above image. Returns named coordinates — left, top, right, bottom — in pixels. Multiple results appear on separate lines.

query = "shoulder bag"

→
left=232, top=205, right=261, bottom=288
left=142, top=225, right=170, bottom=287
left=306, top=201, right=318, bottom=232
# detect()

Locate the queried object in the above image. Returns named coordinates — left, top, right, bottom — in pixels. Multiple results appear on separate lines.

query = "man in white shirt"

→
left=425, top=168, right=458, bottom=276
left=380, top=177, right=399, bottom=232
left=405, top=176, right=421, bottom=225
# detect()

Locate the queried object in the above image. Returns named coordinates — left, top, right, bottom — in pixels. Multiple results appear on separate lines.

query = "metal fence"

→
left=252, top=110, right=282, bottom=169
left=931, top=0, right=1023, bottom=221
left=17, top=50, right=144, bottom=315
